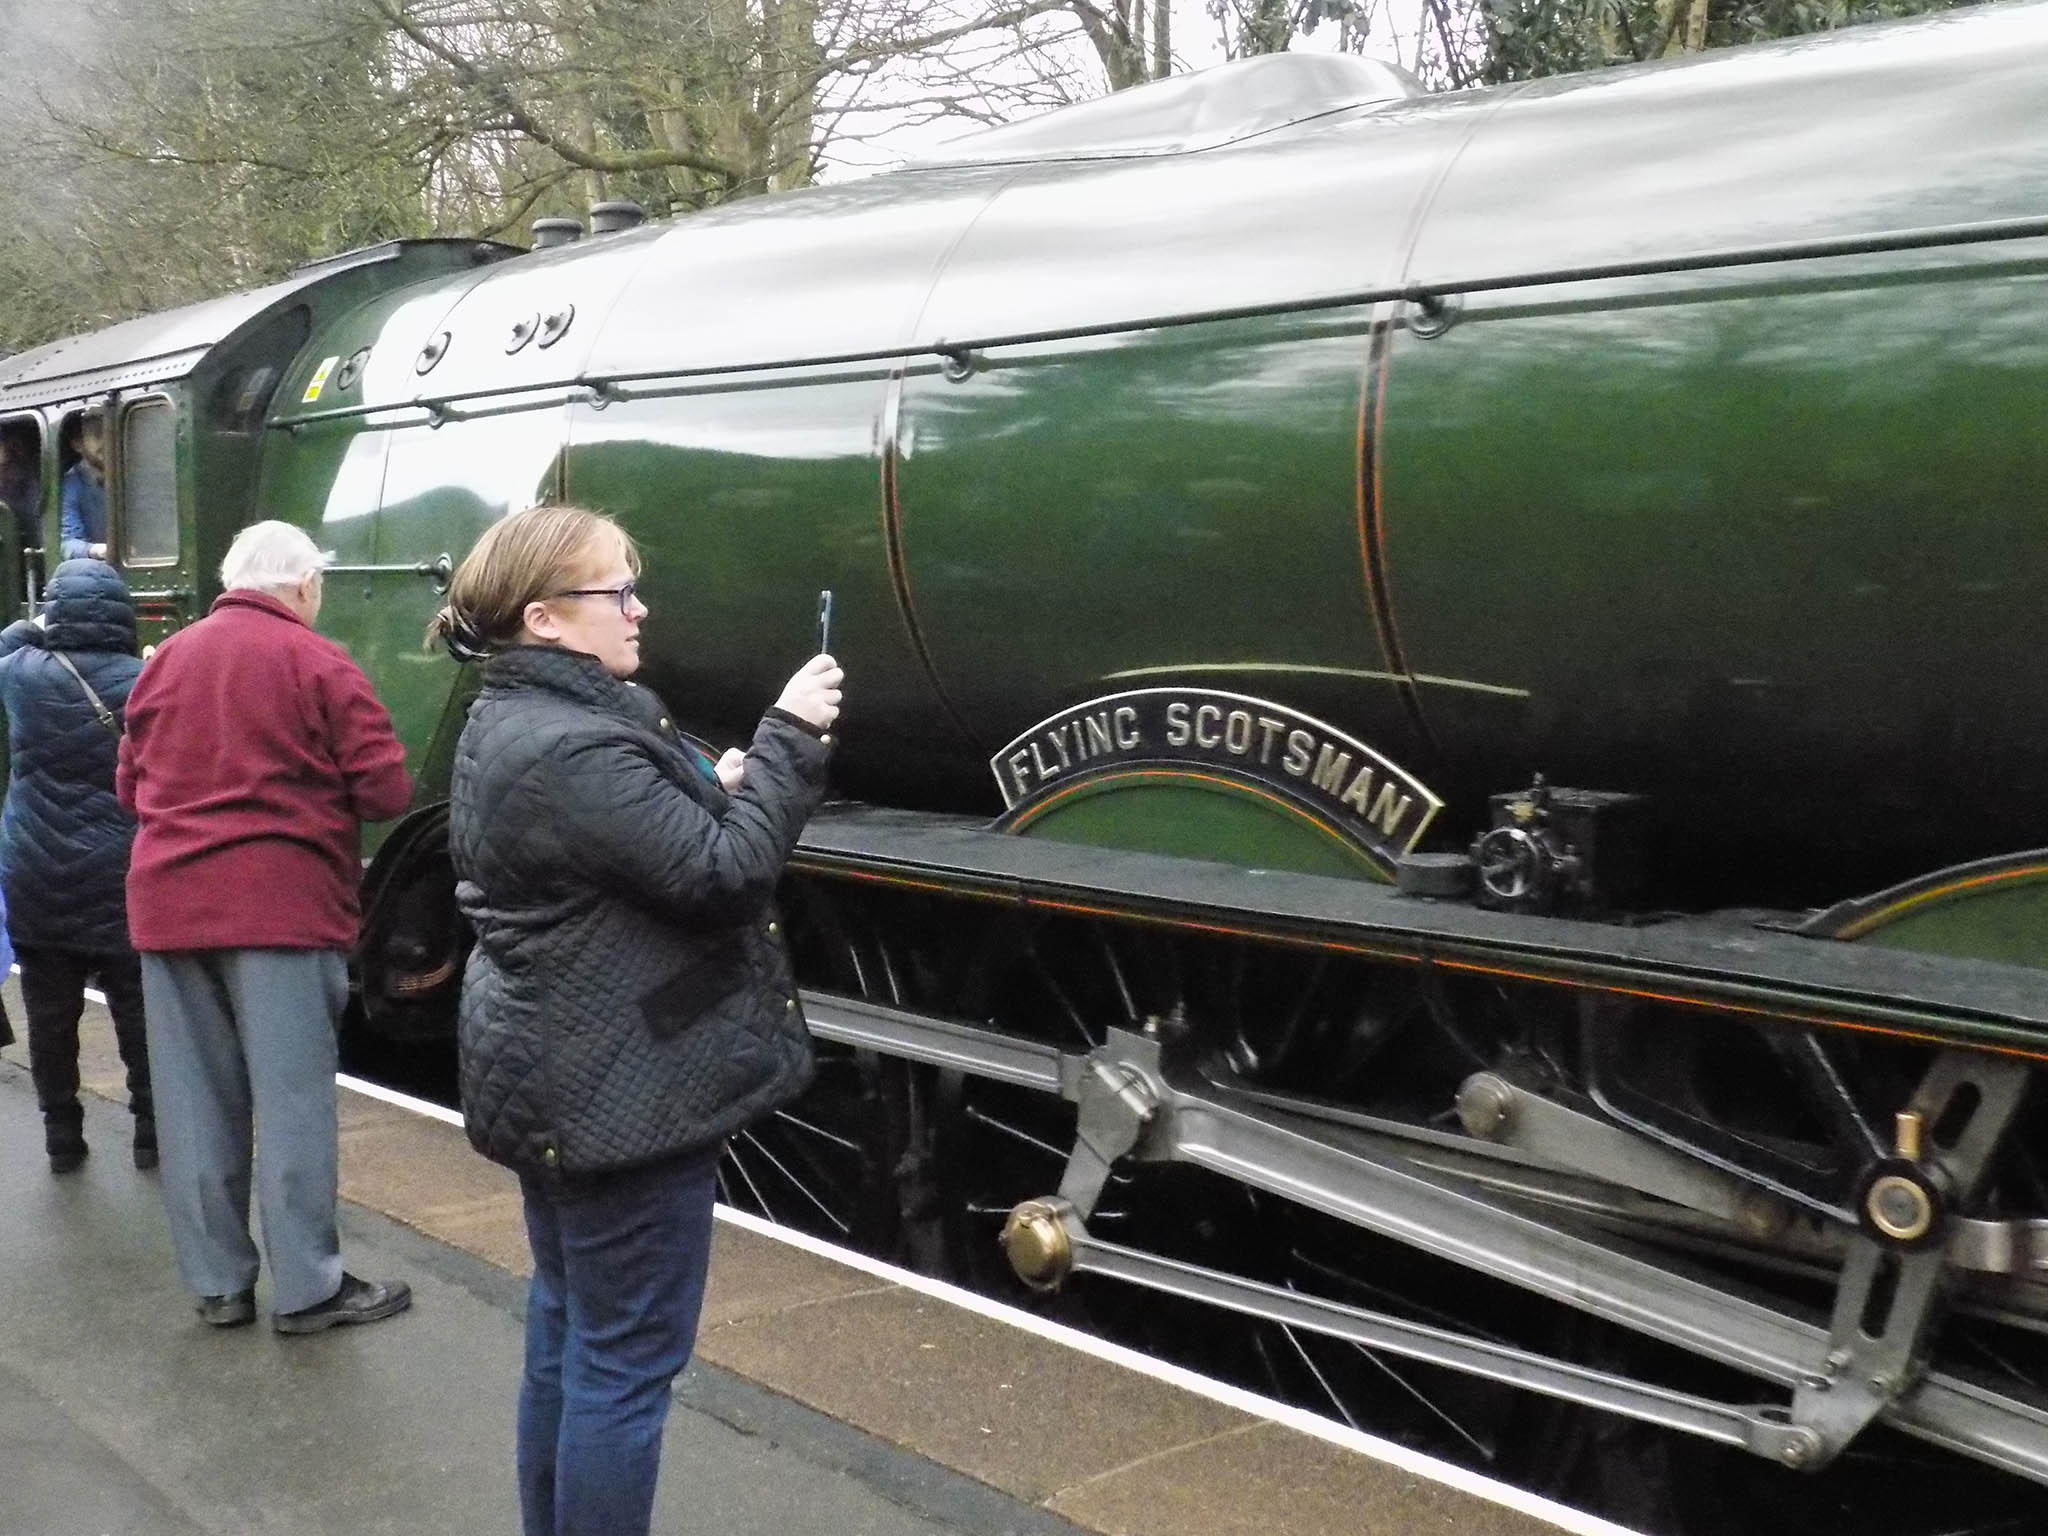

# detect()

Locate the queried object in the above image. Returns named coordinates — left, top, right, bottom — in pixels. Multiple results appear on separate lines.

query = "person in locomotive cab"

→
left=117, top=520, right=415, bottom=1333
left=429, top=503, right=841, bottom=1536
left=0, top=559, right=153, bottom=1174
left=59, top=414, right=108, bottom=561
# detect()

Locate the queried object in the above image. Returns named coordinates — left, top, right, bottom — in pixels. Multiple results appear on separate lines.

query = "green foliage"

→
left=1205, top=0, right=1379, bottom=60
left=1469, top=0, right=1976, bottom=83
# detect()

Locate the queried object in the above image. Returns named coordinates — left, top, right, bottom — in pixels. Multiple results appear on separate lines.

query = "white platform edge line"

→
left=315, top=1059, right=1641, bottom=1536
left=339, top=1072, right=466, bottom=1126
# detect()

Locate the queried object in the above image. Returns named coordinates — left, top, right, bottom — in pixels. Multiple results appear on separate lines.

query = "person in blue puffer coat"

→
left=0, top=559, right=152, bottom=1173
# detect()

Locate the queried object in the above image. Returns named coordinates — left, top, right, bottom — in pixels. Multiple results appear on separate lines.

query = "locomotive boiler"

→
left=5, top=5, right=2048, bottom=1529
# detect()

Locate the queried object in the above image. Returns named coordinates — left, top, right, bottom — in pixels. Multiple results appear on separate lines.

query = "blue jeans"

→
left=517, top=1154, right=719, bottom=1536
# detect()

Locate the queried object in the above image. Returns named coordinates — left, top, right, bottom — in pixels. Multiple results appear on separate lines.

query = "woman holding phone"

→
left=429, top=504, right=841, bottom=1536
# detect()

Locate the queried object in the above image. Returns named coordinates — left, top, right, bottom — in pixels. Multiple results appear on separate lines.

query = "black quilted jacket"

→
left=450, top=644, right=828, bottom=1178
left=0, top=560, right=141, bottom=952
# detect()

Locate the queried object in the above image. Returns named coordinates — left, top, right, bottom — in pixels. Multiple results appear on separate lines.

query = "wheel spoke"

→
left=1277, top=1320, right=1363, bottom=1433
left=736, top=1127, right=852, bottom=1236
left=1337, top=1333, right=1496, bottom=1464
left=1098, top=928, right=1141, bottom=1026
left=722, top=1139, right=779, bottom=1226
left=1289, top=1244, right=1519, bottom=1348
left=771, top=1108, right=863, bottom=1154
left=876, top=933, right=907, bottom=1005
left=961, top=1102, right=1069, bottom=1159
left=1773, top=1028, right=1887, bottom=1164
left=1023, top=934, right=1100, bottom=1048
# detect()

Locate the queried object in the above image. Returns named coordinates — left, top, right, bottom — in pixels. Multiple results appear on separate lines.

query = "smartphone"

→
left=816, top=588, right=834, bottom=656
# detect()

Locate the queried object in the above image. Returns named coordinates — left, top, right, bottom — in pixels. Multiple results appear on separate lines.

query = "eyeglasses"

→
left=548, top=581, right=638, bottom=615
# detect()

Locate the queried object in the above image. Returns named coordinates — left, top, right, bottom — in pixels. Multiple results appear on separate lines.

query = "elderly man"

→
left=118, top=520, right=415, bottom=1333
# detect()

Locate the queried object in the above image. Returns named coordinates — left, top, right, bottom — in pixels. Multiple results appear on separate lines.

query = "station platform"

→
left=0, top=992, right=1632, bottom=1536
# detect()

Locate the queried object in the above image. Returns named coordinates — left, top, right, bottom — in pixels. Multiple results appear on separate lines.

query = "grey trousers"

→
left=141, top=949, right=349, bottom=1313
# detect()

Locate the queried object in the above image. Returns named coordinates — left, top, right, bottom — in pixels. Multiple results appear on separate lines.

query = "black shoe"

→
left=44, top=1101, right=86, bottom=1174
left=133, top=1116, right=158, bottom=1171
left=48, top=1146, right=87, bottom=1175
left=197, top=1290, right=257, bottom=1328
left=273, top=1273, right=412, bottom=1336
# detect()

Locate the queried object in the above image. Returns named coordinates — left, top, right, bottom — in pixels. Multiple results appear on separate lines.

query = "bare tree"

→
left=0, top=0, right=1141, bottom=348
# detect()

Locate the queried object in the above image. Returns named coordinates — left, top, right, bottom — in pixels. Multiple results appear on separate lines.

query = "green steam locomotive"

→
left=4, top=5, right=2048, bottom=1529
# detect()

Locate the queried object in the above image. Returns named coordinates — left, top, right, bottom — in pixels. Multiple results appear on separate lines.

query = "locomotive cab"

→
left=0, top=239, right=517, bottom=648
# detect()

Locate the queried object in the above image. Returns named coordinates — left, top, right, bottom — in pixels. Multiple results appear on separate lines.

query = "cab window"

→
left=0, top=415, right=42, bottom=536
left=0, top=415, right=46, bottom=608
left=121, top=399, right=179, bottom=566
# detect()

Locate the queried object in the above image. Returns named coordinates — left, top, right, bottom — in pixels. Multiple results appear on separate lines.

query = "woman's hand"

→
left=776, top=653, right=843, bottom=732
left=715, top=747, right=746, bottom=791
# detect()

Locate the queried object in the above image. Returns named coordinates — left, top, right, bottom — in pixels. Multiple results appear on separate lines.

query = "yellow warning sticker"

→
left=302, top=355, right=340, bottom=404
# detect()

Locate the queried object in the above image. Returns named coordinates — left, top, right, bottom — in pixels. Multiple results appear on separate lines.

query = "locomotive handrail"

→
left=324, top=553, right=454, bottom=591
left=268, top=211, right=2048, bottom=434
left=1397, top=211, right=2048, bottom=305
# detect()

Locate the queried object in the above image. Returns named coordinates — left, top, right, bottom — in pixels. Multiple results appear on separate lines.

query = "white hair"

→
left=220, top=520, right=331, bottom=592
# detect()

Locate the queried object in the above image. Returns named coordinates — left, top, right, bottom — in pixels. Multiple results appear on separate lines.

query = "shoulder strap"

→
left=49, top=650, right=121, bottom=737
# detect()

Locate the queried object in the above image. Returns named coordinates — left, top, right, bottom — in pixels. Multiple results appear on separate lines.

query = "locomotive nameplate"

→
left=990, top=688, right=1442, bottom=867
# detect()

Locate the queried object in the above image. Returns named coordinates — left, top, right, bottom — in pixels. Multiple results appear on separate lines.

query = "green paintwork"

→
left=1380, top=251, right=2048, bottom=903
left=18, top=6, right=2048, bottom=937
left=1855, top=880, right=2048, bottom=969
left=559, top=377, right=973, bottom=806
left=894, top=314, right=1426, bottom=772
left=1009, top=774, right=1386, bottom=879
left=255, top=406, right=561, bottom=806
left=1803, top=852, right=2048, bottom=970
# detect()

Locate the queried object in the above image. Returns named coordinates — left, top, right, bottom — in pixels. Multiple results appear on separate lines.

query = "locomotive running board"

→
left=799, top=992, right=2048, bottom=1484
left=791, top=804, right=2048, bottom=1059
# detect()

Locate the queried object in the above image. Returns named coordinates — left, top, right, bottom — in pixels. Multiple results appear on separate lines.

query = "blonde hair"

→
left=426, top=504, right=639, bottom=660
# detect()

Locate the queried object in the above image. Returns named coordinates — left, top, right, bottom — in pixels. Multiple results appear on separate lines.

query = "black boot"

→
left=132, top=1112, right=158, bottom=1171
left=44, top=1101, right=87, bottom=1175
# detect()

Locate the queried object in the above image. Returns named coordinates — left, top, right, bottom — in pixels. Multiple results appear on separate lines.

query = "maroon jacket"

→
left=117, top=591, right=413, bottom=952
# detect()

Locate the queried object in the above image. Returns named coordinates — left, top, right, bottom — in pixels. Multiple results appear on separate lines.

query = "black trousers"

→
left=18, top=945, right=151, bottom=1120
